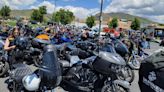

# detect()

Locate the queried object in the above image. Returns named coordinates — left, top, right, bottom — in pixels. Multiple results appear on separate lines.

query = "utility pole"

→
left=54, top=0, right=58, bottom=23
left=98, top=0, right=104, bottom=54
left=98, top=0, right=104, bottom=37
left=54, top=0, right=58, bottom=13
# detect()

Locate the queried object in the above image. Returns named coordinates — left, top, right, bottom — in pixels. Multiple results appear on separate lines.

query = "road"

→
left=130, top=42, right=162, bottom=92
left=0, top=42, right=162, bottom=92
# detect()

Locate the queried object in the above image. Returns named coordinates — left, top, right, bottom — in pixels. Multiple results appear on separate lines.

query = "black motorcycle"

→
left=60, top=41, right=130, bottom=92
left=8, top=45, right=62, bottom=92
left=0, top=36, right=9, bottom=77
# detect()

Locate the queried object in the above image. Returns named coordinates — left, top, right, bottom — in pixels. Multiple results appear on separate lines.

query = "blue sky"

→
left=29, top=0, right=111, bottom=9
left=0, top=0, right=164, bottom=23
left=56, top=0, right=111, bottom=9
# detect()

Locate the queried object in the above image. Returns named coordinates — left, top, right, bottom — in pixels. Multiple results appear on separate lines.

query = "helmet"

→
left=15, top=36, right=29, bottom=50
left=22, top=73, right=41, bottom=91
left=32, top=34, right=50, bottom=49
left=36, top=34, right=50, bottom=40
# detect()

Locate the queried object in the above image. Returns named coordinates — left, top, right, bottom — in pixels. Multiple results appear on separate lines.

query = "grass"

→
left=29, top=23, right=46, bottom=29
left=6, top=20, right=17, bottom=26
left=30, top=24, right=39, bottom=28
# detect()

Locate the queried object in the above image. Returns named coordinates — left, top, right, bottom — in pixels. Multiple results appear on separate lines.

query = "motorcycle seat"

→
left=10, top=64, right=32, bottom=83
left=12, top=63, right=28, bottom=69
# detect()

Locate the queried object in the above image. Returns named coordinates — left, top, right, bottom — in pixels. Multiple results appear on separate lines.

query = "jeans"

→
left=147, top=41, right=150, bottom=49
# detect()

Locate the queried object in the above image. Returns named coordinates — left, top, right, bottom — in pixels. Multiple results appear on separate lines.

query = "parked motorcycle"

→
left=0, top=50, right=9, bottom=77
left=60, top=41, right=130, bottom=92
left=8, top=45, right=62, bottom=92
left=97, top=40, right=135, bottom=83
left=111, top=37, right=141, bottom=70
left=0, top=36, right=9, bottom=77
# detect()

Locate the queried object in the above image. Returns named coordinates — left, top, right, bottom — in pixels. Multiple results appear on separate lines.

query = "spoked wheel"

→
left=101, top=84, right=128, bottom=92
left=34, top=59, right=42, bottom=67
left=0, top=61, right=9, bottom=77
left=130, top=56, right=140, bottom=69
left=9, top=81, right=27, bottom=92
left=34, top=56, right=42, bottom=67
left=117, top=67, right=134, bottom=83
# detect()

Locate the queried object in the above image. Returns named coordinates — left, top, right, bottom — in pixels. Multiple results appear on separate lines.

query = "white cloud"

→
left=30, top=1, right=99, bottom=19
left=11, top=0, right=37, bottom=5
left=30, top=1, right=55, bottom=14
left=98, top=0, right=101, bottom=4
left=148, top=15, right=164, bottom=23
left=0, top=0, right=36, bottom=9
left=56, top=6, right=99, bottom=19
left=104, top=0, right=164, bottom=23
left=38, top=1, right=55, bottom=14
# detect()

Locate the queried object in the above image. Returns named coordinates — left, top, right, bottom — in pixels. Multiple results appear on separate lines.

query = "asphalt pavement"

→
left=0, top=42, right=162, bottom=92
left=130, top=42, right=162, bottom=92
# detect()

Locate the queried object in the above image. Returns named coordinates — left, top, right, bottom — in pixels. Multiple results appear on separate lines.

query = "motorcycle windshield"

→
left=112, top=39, right=129, bottom=54
left=41, top=45, right=61, bottom=76
left=100, top=44, right=116, bottom=53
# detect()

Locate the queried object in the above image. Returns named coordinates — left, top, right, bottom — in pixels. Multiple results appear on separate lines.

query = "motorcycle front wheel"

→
left=94, top=78, right=129, bottom=92
left=101, top=84, right=129, bottom=92
left=0, top=61, right=9, bottom=77
left=117, top=66, right=135, bottom=83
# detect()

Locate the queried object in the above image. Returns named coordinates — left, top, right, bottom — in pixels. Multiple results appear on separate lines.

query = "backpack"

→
left=139, top=49, right=164, bottom=92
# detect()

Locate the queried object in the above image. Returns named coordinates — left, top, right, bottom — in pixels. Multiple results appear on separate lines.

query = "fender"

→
left=113, top=80, right=130, bottom=89
left=128, top=61, right=140, bottom=70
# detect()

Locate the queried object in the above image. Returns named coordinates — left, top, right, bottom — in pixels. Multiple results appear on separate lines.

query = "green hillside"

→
left=10, top=10, right=157, bottom=24
left=11, top=10, right=33, bottom=18
left=10, top=10, right=52, bottom=18
left=95, top=12, right=156, bottom=24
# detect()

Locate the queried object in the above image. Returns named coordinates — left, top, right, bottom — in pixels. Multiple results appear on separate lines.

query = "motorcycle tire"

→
left=124, top=67, right=135, bottom=83
left=34, top=59, right=42, bottom=67
left=117, top=66, right=135, bottom=83
left=0, top=61, right=9, bottom=77
left=8, top=81, right=28, bottom=92
left=101, top=84, right=130, bottom=92
left=94, top=78, right=129, bottom=92
left=129, top=56, right=140, bottom=70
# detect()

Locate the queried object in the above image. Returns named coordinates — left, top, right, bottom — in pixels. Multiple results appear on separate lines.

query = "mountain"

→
left=10, top=10, right=52, bottom=18
left=95, top=12, right=157, bottom=24
left=11, top=10, right=33, bottom=17
left=10, top=10, right=157, bottom=24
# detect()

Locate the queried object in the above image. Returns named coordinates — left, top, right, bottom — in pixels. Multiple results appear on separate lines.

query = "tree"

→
left=86, top=16, right=96, bottom=28
left=131, top=18, right=140, bottom=30
left=52, top=13, right=60, bottom=23
left=108, top=17, right=118, bottom=29
left=30, top=6, right=47, bottom=23
left=0, top=5, right=11, bottom=19
left=31, top=9, right=42, bottom=22
left=39, top=6, right=47, bottom=15
left=52, top=9, right=75, bottom=25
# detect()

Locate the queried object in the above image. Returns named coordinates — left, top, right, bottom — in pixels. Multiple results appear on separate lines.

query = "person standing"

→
left=146, top=35, right=151, bottom=49
left=4, top=27, right=20, bottom=67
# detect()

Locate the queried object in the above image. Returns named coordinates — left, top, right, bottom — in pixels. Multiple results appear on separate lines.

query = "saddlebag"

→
left=139, top=49, right=164, bottom=92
